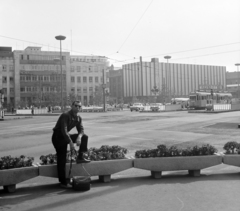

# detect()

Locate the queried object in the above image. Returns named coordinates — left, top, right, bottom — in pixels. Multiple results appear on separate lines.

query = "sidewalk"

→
left=1, top=165, right=240, bottom=211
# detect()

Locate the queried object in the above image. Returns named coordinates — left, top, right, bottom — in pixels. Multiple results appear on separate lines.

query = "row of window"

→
left=2, top=77, right=14, bottom=83
left=71, top=87, right=94, bottom=92
left=20, top=86, right=95, bottom=93
left=20, top=75, right=66, bottom=82
left=21, top=65, right=65, bottom=71
left=20, top=87, right=65, bottom=92
left=1, top=88, right=14, bottom=94
left=1, top=64, right=104, bottom=73
left=70, top=66, right=103, bottom=72
left=70, top=58, right=105, bottom=62
left=71, top=76, right=102, bottom=83
left=1, top=65, right=14, bottom=71
left=20, top=55, right=65, bottom=61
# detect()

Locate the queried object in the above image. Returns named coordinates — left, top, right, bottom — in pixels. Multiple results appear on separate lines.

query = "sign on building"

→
left=199, top=85, right=223, bottom=90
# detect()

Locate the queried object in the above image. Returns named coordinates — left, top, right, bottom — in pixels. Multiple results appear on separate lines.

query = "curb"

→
left=0, top=116, right=33, bottom=121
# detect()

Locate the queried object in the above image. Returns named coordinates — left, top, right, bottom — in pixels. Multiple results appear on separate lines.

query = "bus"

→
left=189, top=91, right=232, bottom=110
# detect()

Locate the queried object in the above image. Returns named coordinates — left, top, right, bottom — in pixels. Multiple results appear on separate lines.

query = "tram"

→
left=189, top=90, right=232, bottom=110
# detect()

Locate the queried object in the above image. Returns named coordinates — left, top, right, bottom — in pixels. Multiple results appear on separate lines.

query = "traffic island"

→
left=39, top=159, right=133, bottom=183
left=0, top=166, right=39, bottom=193
left=133, top=155, right=222, bottom=179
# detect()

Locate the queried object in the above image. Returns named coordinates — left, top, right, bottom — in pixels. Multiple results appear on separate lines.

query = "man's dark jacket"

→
left=52, top=110, right=84, bottom=147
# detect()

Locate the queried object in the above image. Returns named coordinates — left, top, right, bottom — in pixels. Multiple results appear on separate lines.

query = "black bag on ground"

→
left=69, top=149, right=91, bottom=191
left=72, top=176, right=91, bottom=191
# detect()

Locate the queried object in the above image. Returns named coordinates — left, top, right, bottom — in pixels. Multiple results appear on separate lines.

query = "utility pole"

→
left=102, top=69, right=106, bottom=112
left=140, top=56, right=143, bottom=97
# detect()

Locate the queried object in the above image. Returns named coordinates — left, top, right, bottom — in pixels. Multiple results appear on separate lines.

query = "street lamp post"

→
left=235, top=63, right=240, bottom=99
left=164, top=56, right=171, bottom=102
left=102, top=69, right=106, bottom=112
left=55, top=35, right=66, bottom=112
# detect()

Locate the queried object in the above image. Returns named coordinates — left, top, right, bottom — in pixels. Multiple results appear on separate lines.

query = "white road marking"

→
left=177, top=197, right=185, bottom=211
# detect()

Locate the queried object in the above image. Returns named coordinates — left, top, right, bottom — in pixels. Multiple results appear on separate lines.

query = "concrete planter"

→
left=39, top=159, right=133, bottom=183
left=222, top=154, right=240, bottom=167
left=134, top=155, right=222, bottom=178
left=0, top=166, right=39, bottom=192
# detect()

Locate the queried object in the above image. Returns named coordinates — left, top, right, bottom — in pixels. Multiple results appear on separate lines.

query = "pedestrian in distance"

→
left=52, top=100, right=91, bottom=189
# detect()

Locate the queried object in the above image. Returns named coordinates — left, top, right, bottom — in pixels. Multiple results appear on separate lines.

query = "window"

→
left=77, top=88, right=81, bottom=92
left=27, top=87, right=31, bottom=92
left=77, top=66, right=81, bottom=72
left=83, top=87, right=87, bottom=92
left=83, top=77, right=87, bottom=83
left=89, top=77, right=93, bottom=83
left=9, top=65, right=14, bottom=71
left=44, top=76, right=48, bottom=81
left=2, top=77, right=7, bottom=83
left=71, top=66, right=75, bottom=72
left=26, top=76, right=31, bottom=81
left=20, top=76, right=25, bottom=81
left=89, top=66, right=92, bottom=72
left=83, top=67, right=87, bottom=72
left=39, top=76, right=43, bottom=81
left=71, top=76, right=75, bottom=82
left=71, top=88, right=75, bottom=92
left=21, top=55, right=24, bottom=60
left=10, top=88, right=14, bottom=93
left=32, top=76, right=37, bottom=81
left=10, top=77, right=14, bottom=82
left=77, top=76, right=81, bottom=83
left=33, top=87, right=37, bottom=92
left=2, top=88, right=7, bottom=94
left=2, top=65, right=7, bottom=71
left=95, top=77, right=99, bottom=83
left=89, top=87, right=93, bottom=91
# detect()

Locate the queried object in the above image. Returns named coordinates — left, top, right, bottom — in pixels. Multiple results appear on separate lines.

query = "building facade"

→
left=69, top=55, right=109, bottom=105
left=122, top=58, right=226, bottom=102
left=109, top=68, right=123, bottom=103
left=0, top=46, right=110, bottom=109
left=226, top=71, right=240, bottom=98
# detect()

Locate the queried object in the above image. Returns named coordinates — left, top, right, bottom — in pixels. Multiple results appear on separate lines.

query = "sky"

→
left=1, top=0, right=240, bottom=72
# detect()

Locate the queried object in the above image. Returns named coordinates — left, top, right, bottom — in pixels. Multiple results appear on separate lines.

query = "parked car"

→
left=53, top=106, right=61, bottom=110
left=150, top=103, right=163, bottom=111
left=130, top=103, right=144, bottom=112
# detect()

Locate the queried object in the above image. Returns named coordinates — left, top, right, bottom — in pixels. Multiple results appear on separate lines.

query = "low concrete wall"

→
left=16, top=108, right=48, bottom=115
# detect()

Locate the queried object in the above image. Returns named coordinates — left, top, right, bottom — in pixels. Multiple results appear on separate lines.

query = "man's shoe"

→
left=60, top=183, right=72, bottom=189
left=76, top=157, right=91, bottom=164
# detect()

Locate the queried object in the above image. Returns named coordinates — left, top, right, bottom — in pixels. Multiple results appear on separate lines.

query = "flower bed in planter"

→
left=133, top=144, right=222, bottom=178
left=222, top=141, right=240, bottom=168
left=0, top=155, right=38, bottom=192
left=39, top=145, right=133, bottom=182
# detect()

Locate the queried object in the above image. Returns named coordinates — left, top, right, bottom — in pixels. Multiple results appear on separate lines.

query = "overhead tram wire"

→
left=1, top=34, right=240, bottom=66
left=143, top=42, right=240, bottom=59
left=0, top=34, right=125, bottom=65
left=111, top=48, right=240, bottom=66
left=116, top=0, right=154, bottom=52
